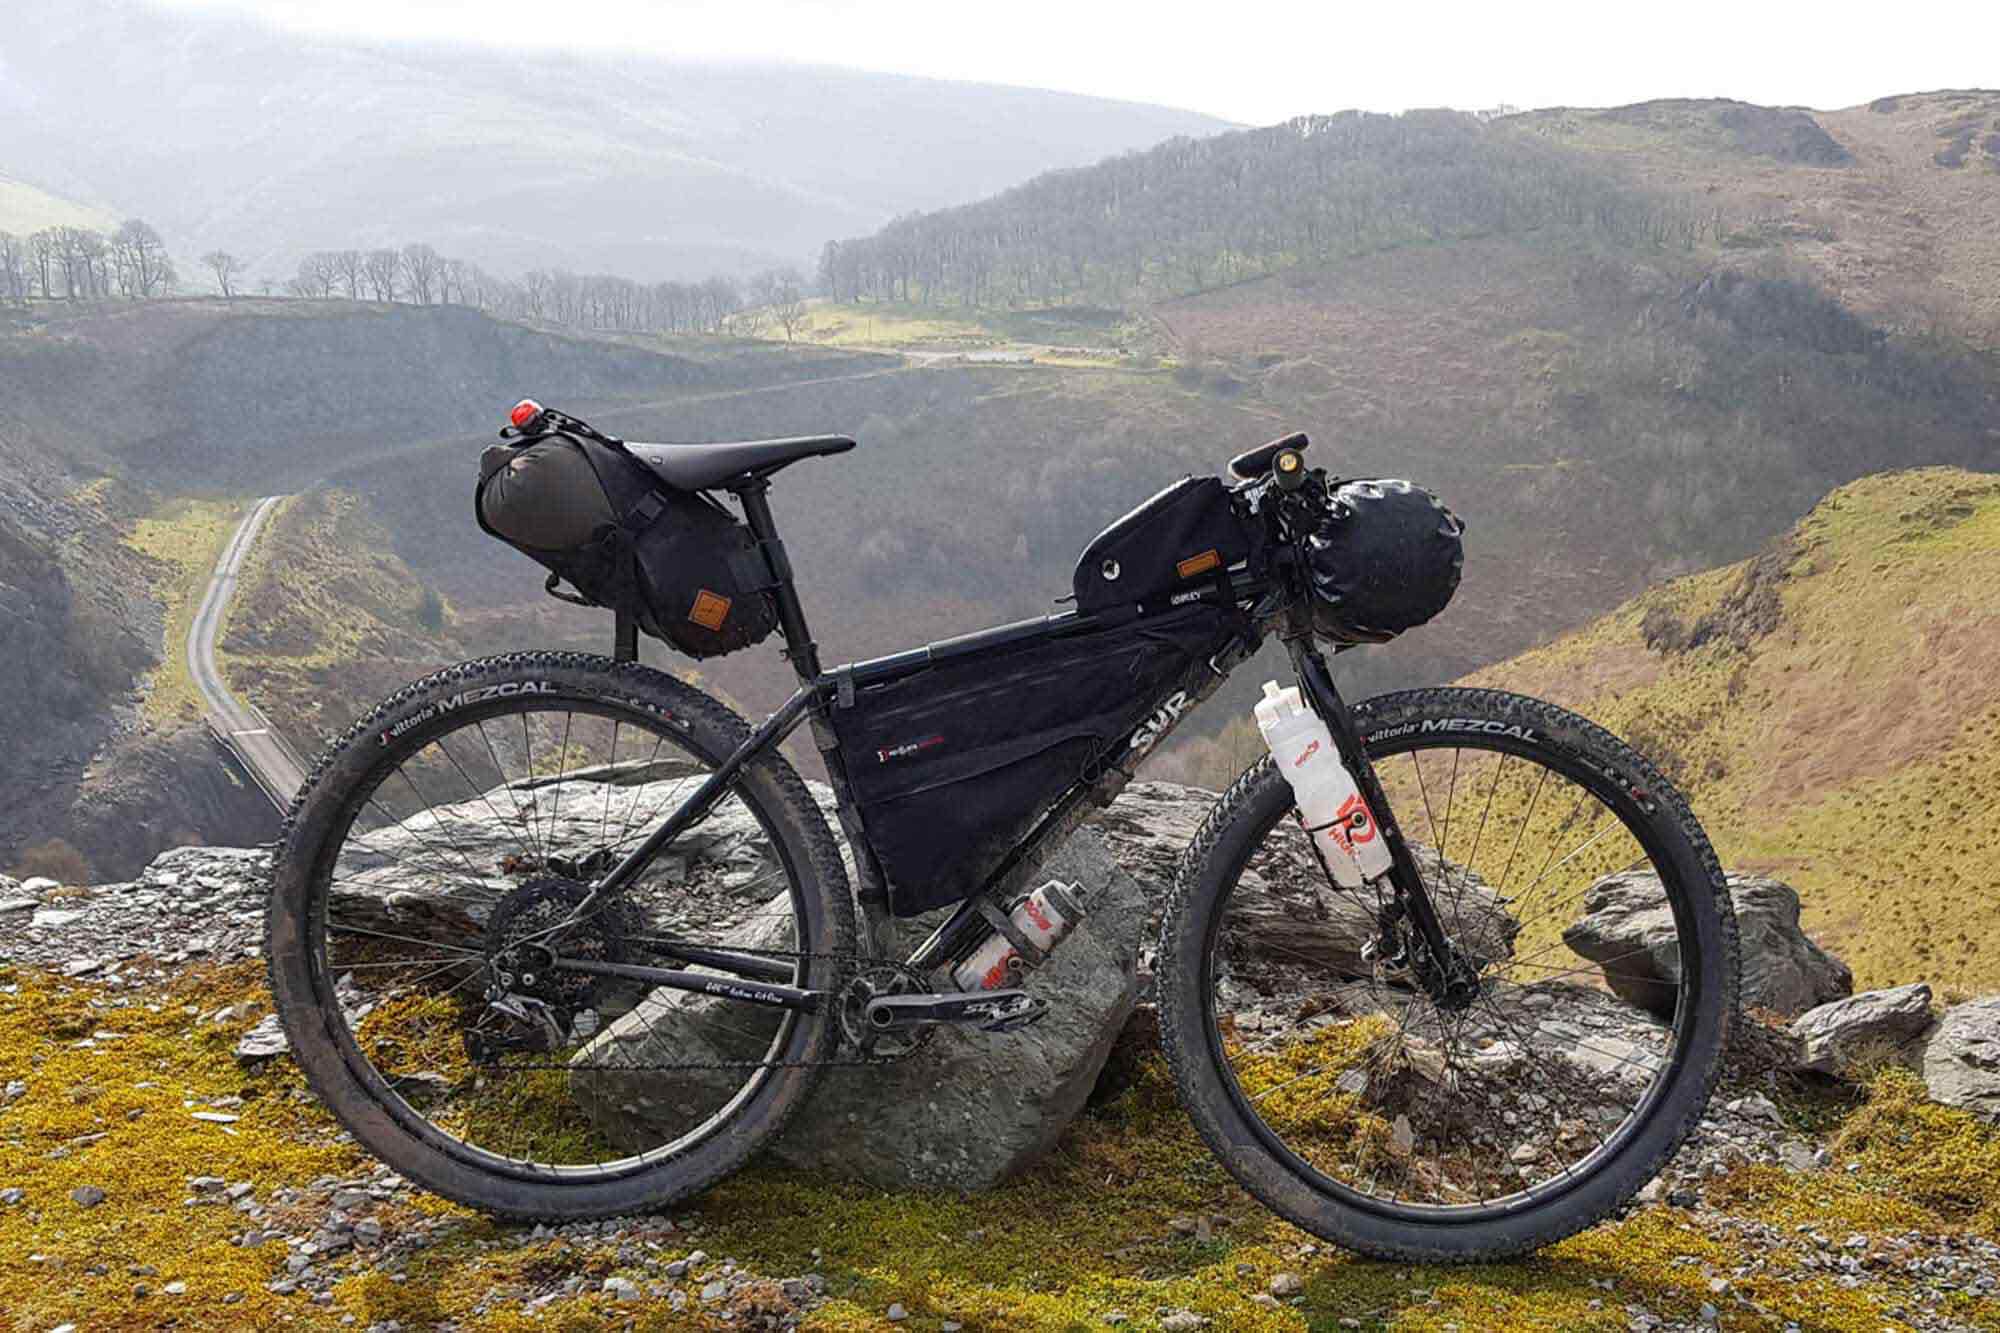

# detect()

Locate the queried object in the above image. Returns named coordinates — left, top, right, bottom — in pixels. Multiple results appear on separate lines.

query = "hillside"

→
left=0, top=298, right=894, bottom=876
left=1459, top=467, right=2000, bottom=994
left=0, top=0, right=1227, bottom=283
left=0, top=171, right=118, bottom=236
left=1510, top=91, right=2000, bottom=346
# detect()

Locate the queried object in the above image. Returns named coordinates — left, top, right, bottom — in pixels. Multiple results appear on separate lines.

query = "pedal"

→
left=862, top=988, right=1047, bottom=1034
left=977, top=994, right=1049, bottom=1033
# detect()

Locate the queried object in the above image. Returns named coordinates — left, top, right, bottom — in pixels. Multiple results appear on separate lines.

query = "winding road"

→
left=192, top=495, right=307, bottom=809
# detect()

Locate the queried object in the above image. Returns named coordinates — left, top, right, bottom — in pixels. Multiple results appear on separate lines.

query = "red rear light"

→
left=509, top=398, right=544, bottom=429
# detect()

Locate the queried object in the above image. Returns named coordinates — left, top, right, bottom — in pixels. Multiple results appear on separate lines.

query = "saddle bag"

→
left=1305, top=479, right=1465, bottom=644
left=1072, top=475, right=1257, bottom=613
left=831, top=601, right=1242, bottom=917
left=476, top=431, right=778, bottom=658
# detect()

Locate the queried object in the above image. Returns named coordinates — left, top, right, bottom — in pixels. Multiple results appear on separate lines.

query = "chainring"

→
left=837, top=961, right=936, bottom=1059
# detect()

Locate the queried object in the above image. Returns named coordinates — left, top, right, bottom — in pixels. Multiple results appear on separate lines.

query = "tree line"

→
left=0, top=219, right=179, bottom=303
left=817, top=109, right=1726, bottom=309
left=0, top=220, right=813, bottom=341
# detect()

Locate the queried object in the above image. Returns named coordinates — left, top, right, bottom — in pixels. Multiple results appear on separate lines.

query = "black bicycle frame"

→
left=565, top=473, right=1445, bottom=1013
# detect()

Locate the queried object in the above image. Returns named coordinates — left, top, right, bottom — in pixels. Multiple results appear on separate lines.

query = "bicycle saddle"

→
left=625, top=434, right=855, bottom=491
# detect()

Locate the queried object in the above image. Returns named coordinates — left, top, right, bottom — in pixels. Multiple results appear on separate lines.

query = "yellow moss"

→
left=0, top=965, right=363, bottom=1331
left=1835, top=1068, right=2000, bottom=1232
left=7, top=968, right=1985, bottom=1332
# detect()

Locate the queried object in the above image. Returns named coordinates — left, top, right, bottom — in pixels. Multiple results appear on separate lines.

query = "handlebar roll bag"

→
left=475, top=431, right=778, bottom=658
left=1305, top=479, right=1465, bottom=644
left=830, top=602, right=1240, bottom=917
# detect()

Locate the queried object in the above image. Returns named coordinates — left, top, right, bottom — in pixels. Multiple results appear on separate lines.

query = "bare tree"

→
left=0, top=232, right=27, bottom=306
left=363, top=248, right=399, bottom=302
left=767, top=267, right=810, bottom=341
left=290, top=251, right=339, bottom=298
left=28, top=229, right=57, bottom=299
left=399, top=243, right=441, bottom=304
left=110, top=219, right=173, bottom=298
left=331, top=249, right=366, bottom=299
left=201, top=249, right=243, bottom=299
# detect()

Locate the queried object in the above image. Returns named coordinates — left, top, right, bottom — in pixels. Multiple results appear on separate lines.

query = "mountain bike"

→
left=265, top=409, right=1738, bottom=1260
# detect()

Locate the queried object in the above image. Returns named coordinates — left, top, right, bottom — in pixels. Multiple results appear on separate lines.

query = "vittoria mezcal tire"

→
left=1157, top=687, right=1738, bottom=1260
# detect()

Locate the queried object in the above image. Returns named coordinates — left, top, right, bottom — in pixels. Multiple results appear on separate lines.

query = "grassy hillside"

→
left=1458, top=467, right=2000, bottom=994
left=0, top=170, right=118, bottom=235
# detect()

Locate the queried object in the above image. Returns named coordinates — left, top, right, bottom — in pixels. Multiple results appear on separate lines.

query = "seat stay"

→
left=626, top=434, right=855, bottom=491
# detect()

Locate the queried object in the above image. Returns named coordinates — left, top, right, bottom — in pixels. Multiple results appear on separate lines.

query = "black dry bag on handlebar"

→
left=1304, top=479, right=1465, bottom=644
left=476, top=431, right=778, bottom=658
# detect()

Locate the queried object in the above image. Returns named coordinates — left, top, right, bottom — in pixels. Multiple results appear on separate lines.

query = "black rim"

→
left=1201, top=726, right=1706, bottom=1224
left=300, top=690, right=819, bottom=1183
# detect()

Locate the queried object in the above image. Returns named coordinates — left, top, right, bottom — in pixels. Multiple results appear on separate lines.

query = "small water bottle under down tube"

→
left=950, top=880, right=1088, bottom=992
left=1254, top=680, right=1394, bottom=888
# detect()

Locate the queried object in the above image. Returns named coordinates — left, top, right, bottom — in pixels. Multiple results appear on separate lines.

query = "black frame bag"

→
left=476, top=431, right=778, bottom=658
left=832, top=602, right=1238, bottom=916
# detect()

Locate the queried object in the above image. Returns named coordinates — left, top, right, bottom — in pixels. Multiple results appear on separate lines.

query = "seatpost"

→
left=733, top=479, right=821, bottom=682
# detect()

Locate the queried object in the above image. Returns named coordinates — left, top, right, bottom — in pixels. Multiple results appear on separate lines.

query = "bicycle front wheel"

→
left=265, top=652, right=854, bottom=1219
left=1158, top=687, right=1738, bottom=1260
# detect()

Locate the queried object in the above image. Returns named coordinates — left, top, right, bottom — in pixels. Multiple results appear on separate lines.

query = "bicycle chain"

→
left=484, top=947, right=931, bottom=1073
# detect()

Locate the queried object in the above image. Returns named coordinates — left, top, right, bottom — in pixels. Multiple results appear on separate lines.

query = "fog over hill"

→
left=0, top=0, right=1229, bottom=281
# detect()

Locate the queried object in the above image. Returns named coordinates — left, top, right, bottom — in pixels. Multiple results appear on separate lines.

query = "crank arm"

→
left=864, top=989, right=1047, bottom=1033
left=553, top=956, right=822, bottom=1013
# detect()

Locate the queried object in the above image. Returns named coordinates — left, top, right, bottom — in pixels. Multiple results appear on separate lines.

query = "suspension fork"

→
left=1291, top=646, right=1459, bottom=979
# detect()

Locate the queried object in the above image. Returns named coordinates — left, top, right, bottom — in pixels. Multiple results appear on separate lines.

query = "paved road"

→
left=191, top=496, right=307, bottom=808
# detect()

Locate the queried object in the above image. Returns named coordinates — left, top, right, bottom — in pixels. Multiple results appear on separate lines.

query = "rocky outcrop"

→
left=1920, top=996, right=2000, bottom=1122
left=1790, top=984, right=1934, bottom=1076
left=576, top=828, right=1145, bottom=1191
left=1564, top=872, right=1851, bottom=1019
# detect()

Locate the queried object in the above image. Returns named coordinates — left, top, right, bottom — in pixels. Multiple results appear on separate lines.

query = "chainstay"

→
left=487, top=947, right=929, bottom=1073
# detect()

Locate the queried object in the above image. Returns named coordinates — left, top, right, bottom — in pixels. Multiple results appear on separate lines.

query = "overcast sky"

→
left=158, top=0, right=1997, bottom=126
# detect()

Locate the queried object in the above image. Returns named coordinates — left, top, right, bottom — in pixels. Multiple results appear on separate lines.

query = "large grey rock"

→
left=1789, top=983, right=1933, bottom=1075
left=326, top=761, right=779, bottom=944
left=1564, top=872, right=1850, bottom=1019
left=1921, top=996, right=2000, bottom=1121
left=574, top=828, right=1144, bottom=1191
left=1095, top=781, right=1517, bottom=979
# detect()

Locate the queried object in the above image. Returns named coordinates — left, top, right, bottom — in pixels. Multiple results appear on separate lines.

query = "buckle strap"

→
left=977, top=895, right=1047, bottom=967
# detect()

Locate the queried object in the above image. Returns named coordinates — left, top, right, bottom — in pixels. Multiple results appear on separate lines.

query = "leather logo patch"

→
left=688, top=589, right=732, bottom=631
left=1176, top=549, right=1222, bottom=579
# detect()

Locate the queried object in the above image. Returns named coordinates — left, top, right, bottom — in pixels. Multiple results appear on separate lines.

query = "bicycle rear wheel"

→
left=265, top=652, right=853, bottom=1219
left=1158, top=687, right=1738, bottom=1260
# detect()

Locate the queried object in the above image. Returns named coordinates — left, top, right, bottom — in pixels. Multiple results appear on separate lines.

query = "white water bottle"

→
left=1254, top=680, right=1394, bottom=888
left=950, top=880, right=1088, bottom=992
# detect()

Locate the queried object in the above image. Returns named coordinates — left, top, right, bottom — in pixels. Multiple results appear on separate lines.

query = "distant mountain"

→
left=0, top=0, right=1229, bottom=282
